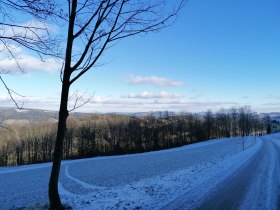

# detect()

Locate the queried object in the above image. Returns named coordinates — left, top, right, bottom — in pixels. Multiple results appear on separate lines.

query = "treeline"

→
left=0, top=107, right=270, bottom=166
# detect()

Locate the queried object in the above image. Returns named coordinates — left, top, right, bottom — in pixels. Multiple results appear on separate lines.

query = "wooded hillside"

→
left=0, top=107, right=268, bottom=166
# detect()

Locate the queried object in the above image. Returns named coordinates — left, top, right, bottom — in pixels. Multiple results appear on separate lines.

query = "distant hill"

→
left=107, top=111, right=177, bottom=117
left=0, top=107, right=58, bottom=122
left=0, top=107, right=89, bottom=124
left=1, top=106, right=279, bottom=124
left=259, top=112, right=280, bottom=121
left=0, top=108, right=183, bottom=124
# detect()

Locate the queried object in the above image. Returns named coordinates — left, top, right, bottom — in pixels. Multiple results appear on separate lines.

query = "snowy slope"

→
left=0, top=134, right=279, bottom=209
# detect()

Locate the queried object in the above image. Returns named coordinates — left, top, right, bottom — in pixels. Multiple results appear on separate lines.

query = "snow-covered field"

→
left=1, top=134, right=280, bottom=209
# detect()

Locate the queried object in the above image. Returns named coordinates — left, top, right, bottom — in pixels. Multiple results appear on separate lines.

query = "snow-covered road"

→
left=0, top=134, right=279, bottom=209
left=164, top=135, right=280, bottom=210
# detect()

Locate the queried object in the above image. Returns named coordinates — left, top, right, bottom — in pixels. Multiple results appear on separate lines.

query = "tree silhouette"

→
left=48, top=0, right=186, bottom=209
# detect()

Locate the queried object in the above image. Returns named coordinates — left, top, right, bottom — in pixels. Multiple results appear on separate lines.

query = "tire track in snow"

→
left=58, top=181, right=76, bottom=196
left=63, top=165, right=105, bottom=191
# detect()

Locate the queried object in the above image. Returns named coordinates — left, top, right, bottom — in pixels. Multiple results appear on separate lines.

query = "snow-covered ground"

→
left=1, top=134, right=280, bottom=209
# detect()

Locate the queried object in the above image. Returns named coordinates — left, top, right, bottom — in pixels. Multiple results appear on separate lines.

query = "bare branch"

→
left=0, top=75, right=24, bottom=109
left=71, top=0, right=115, bottom=72
left=68, top=90, right=94, bottom=112
left=66, top=0, right=186, bottom=85
left=73, top=1, right=104, bottom=39
left=1, top=0, right=57, bottom=20
left=0, top=23, right=60, bottom=58
left=0, top=39, right=23, bottom=72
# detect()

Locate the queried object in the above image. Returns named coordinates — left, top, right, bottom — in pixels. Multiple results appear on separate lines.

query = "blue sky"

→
left=0, top=0, right=280, bottom=113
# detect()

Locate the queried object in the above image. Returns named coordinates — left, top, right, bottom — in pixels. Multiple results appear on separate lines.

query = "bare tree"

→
left=48, top=0, right=186, bottom=208
left=229, top=107, right=238, bottom=137
left=204, top=110, right=214, bottom=140
left=0, top=75, right=24, bottom=109
left=263, top=114, right=271, bottom=134
left=238, top=106, right=254, bottom=150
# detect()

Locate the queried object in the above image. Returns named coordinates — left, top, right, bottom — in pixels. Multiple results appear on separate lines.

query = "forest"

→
left=0, top=106, right=270, bottom=166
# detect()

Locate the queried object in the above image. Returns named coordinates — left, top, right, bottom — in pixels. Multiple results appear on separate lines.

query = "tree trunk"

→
left=48, top=81, right=70, bottom=209
left=48, top=0, right=76, bottom=208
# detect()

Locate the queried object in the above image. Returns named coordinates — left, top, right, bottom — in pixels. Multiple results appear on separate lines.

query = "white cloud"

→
left=0, top=53, right=62, bottom=73
left=73, top=96, right=239, bottom=113
left=261, top=102, right=280, bottom=106
left=0, top=94, right=60, bottom=111
left=0, top=20, right=62, bottom=74
left=0, top=93, right=257, bottom=113
left=83, top=99, right=239, bottom=113
left=123, top=91, right=184, bottom=99
left=129, top=75, right=184, bottom=87
left=92, top=96, right=133, bottom=105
